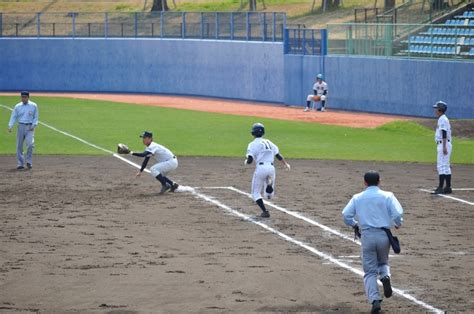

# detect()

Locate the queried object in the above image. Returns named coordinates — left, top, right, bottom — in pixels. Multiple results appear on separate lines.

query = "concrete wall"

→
left=1, top=38, right=472, bottom=118
left=284, top=54, right=474, bottom=119
left=0, top=38, right=284, bottom=103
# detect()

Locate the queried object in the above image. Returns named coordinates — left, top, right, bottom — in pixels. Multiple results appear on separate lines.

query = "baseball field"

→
left=1, top=94, right=473, bottom=313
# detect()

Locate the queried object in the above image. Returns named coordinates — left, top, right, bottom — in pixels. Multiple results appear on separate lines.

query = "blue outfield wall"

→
left=284, top=54, right=474, bottom=119
left=0, top=38, right=284, bottom=103
left=0, top=38, right=473, bottom=118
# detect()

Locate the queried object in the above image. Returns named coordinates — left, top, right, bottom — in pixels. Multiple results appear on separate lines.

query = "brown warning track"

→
left=0, top=92, right=408, bottom=128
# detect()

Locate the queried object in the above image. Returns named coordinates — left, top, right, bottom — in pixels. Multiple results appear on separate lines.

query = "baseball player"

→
left=342, top=171, right=404, bottom=314
left=244, top=123, right=291, bottom=218
left=304, top=74, right=328, bottom=112
left=130, top=131, right=179, bottom=194
left=432, top=101, right=452, bottom=194
left=8, top=91, right=39, bottom=170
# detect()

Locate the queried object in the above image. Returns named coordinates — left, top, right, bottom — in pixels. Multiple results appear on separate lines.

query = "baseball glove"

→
left=117, top=143, right=131, bottom=154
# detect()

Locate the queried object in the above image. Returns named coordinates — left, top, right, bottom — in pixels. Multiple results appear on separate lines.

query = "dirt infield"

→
left=1, top=155, right=473, bottom=313
left=0, top=92, right=408, bottom=128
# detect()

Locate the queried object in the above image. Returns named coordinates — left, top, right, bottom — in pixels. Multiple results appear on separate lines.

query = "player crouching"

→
left=244, top=123, right=291, bottom=218
left=304, top=73, right=328, bottom=112
left=119, top=131, right=179, bottom=194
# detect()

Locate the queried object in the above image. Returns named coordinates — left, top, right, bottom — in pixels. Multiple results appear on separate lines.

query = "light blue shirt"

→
left=8, top=101, right=39, bottom=128
left=342, top=186, right=403, bottom=230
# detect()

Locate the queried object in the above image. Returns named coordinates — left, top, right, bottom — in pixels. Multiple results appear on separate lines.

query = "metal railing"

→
left=328, top=23, right=474, bottom=60
left=354, top=0, right=469, bottom=24
left=284, top=28, right=327, bottom=55
left=0, top=11, right=286, bottom=41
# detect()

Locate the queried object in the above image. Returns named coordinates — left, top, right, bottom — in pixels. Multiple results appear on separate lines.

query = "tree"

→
left=320, top=0, right=341, bottom=11
left=151, top=0, right=169, bottom=11
left=249, top=0, right=257, bottom=11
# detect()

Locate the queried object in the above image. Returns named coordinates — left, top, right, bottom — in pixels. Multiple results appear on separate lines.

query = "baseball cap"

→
left=139, top=131, right=153, bottom=138
left=20, top=91, right=30, bottom=97
left=432, top=101, right=447, bottom=111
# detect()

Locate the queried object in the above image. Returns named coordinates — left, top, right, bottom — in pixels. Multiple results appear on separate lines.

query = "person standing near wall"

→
left=431, top=101, right=453, bottom=194
left=8, top=91, right=39, bottom=170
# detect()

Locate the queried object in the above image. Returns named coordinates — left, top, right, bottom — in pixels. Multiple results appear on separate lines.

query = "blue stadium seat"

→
left=468, top=48, right=474, bottom=55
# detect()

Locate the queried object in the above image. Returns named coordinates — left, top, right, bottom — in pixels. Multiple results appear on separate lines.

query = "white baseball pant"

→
left=436, top=142, right=452, bottom=175
left=150, top=157, right=178, bottom=177
left=251, top=163, right=276, bottom=201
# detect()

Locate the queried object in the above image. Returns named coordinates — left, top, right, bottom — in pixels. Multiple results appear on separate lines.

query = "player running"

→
left=130, top=131, right=179, bottom=194
left=304, top=74, right=328, bottom=112
left=244, top=123, right=291, bottom=218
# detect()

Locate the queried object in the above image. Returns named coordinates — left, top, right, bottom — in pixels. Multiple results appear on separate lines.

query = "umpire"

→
left=8, top=91, right=39, bottom=170
left=342, top=171, right=404, bottom=314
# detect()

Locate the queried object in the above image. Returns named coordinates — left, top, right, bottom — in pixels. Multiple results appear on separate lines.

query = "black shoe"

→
left=159, top=183, right=171, bottom=194
left=26, top=163, right=32, bottom=169
left=431, top=187, right=444, bottom=194
left=443, top=187, right=452, bottom=194
left=381, top=276, right=392, bottom=298
left=265, top=176, right=273, bottom=194
left=170, top=183, right=179, bottom=192
left=371, top=300, right=382, bottom=314
left=16, top=166, right=24, bottom=170
left=260, top=211, right=270, bottom=218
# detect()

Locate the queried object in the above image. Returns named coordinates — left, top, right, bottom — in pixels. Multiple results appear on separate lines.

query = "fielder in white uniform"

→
left=130, top=131, right=179, bottom=194
left=432, top=101, right=452, bottom=194
left=304, top=73, right=328, bottom=112
left=244, top=123, right=291, bottom=218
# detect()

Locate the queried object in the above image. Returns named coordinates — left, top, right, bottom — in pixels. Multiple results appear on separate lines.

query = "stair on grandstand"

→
left=399, top=4, right=474, bottom=59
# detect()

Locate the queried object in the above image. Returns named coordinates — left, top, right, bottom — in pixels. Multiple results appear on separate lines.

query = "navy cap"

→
left=20, top=91, right=29, bottom=97
left=139, top=131, right=153, bottom=138
left=433, top=101, right=447, bottom=112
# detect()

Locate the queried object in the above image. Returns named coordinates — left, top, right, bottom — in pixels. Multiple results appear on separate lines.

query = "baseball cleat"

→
left=16, top=166, right=24, bottom=170
left=381, top=276, right=392, bottom=298
left=431, top=187, right=444, bottom=194
left=321, top=107, right=325, bottom=112
left=265, top=176, right=274, bottom=194
left=260, top=210, right=270, bottom=218
left=371, top=300, right=381, bottom=314
left=443, top=187, right=452, bottom=194
left=26, top=163, right=32, bottom=169
left=170, top=183, right=179, bottom=192
left=159, top=183, right=171, bottom=194
left=303, top=108, right=309, bottom=112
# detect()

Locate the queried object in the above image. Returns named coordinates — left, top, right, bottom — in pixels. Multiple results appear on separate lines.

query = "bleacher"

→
left=403, top=5, right=474, bottom=58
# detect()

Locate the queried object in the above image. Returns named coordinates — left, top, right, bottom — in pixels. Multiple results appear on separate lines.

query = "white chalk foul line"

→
left=192, top=189, right=443, bottom=314
left=202, top=186, right=361, bottom=245
left=420, top=189, right=474, bottom=206
left=0, top=104, right=443, bottom=313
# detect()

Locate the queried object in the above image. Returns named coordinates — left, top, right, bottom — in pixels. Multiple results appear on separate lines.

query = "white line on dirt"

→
left=419, top=188, right=474, bottom=206
left=201, top=186, right=361, bottom=245
left=0, top=104, right=444, bottom=313
left=451, top=188, right=474, bottom=191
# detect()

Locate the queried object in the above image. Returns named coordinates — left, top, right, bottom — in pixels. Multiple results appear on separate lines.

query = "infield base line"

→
left=419, top=188, right=474, bottom=206
left=0, top=104, right=444, bottom=313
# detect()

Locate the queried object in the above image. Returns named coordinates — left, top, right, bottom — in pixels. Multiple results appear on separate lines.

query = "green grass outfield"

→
left=1, top=96, right=473, bottom=164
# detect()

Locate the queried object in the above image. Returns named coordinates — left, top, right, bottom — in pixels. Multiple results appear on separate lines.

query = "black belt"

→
left=437, top=140, right=450, bottom=144
left=258, top=162, right=273, bottom=165
left=19, top=122, right=32, bottom=125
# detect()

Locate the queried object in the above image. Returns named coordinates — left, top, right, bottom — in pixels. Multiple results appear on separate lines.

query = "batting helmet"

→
left=251, top=123, right=265, bottom=137
left=316, top=74, right=323, bottom=80
left=433, top=101, right=447, bottom=113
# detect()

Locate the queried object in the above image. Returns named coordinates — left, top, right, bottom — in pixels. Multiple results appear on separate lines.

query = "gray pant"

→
left=361, top=228, right=391, bottom=303
left=16, top=123, right=35, bottom=167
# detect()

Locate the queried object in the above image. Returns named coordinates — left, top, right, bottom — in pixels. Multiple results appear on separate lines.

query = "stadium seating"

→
left=403, top=7, right=474, bottom=58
